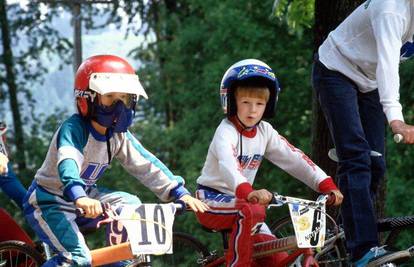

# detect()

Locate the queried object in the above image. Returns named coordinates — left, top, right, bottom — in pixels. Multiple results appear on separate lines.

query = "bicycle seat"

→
left=377, top=216, right=414, bottom=232
left=201, top=226, right=231, bottom=250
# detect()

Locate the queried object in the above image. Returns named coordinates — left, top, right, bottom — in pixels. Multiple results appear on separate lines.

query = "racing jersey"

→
left=34, top=114, right=188, bottom=202
left=197, top=119, right=336, bottom=199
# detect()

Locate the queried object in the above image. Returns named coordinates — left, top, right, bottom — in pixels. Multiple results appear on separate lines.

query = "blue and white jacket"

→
left=33, top=114, right=188, bottom=202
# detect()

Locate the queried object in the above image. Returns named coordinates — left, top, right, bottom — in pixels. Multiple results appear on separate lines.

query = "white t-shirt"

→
left=318, top=0, right=414, bottom=123
left=197, top=119, right=330, bottom=196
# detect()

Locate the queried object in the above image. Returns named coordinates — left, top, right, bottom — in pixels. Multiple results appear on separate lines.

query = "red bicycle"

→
left=0, top=202, right=208, bottom=267
left=182, top=193, right=338, bottom=267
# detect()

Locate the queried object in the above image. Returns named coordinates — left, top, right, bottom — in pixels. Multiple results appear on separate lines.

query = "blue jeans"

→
left=0, top=162, right=27, bottom=208
left=312, top=59, right=386, bottom=260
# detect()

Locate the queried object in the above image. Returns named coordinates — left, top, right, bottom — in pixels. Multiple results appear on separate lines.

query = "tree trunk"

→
left=0, top=0, right=26, bottom=171
left=312, top=0, right=386, bottom=219
left=72, top=2, right=82, bottom=74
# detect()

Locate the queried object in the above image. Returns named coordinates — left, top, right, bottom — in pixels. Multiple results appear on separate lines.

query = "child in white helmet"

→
left=195, top=59, right=343, bottom=267
left=23, top=55, right=208, bottom=266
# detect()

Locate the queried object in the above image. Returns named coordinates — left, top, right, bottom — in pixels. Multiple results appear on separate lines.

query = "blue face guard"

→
left=93, top=99, right=136, bottom=133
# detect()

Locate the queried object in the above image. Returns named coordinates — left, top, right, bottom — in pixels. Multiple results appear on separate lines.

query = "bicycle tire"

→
left=149, top=232, right=210, bottom=267
left=0, top=240, right=45, bottom=267
left=377, top=216, right=414, bottom=251
left=269, top=216, right=349, bottom=267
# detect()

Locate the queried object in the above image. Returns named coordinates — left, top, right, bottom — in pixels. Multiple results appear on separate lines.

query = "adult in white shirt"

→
left=312, top=0, right=414, bottom=266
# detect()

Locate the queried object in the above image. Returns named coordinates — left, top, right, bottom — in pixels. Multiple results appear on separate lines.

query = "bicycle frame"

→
left=0, top=208, right=34, bottom=246
left=202, top=233, right=319, bottom=267
left=90, top=242, right=135, bottom=266
left=1, top=200, right=127, bottom=266
left=314, top=229, right=345, bottom=262
left=200, top=193, right=331, bottom=267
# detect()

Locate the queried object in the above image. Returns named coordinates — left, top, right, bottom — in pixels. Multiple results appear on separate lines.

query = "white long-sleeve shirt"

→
left=318, top=0, right=414, bottom=123
left=197, top=119, right=334, bottom=197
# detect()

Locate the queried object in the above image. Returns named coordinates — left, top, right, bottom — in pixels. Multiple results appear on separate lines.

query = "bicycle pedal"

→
left=198, top=251, right=218, bottom=265
left=126, top=254, right=151, bottom=267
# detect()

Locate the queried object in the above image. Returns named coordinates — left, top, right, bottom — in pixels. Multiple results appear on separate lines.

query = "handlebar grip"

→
left=75, top=202, right=108, bottom=217
left=326, top=193, right=336, bottom=206
left=75, top=208, right=86, bottom=217
left=394, top=134, right=404, bottom=143
left=174, top=199, right=187, bottom=215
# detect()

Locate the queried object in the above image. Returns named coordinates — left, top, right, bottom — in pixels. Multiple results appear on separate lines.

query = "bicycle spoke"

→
left=0, top=241, right=44, bottom=267
left=150, top=232, right=209, bottom=267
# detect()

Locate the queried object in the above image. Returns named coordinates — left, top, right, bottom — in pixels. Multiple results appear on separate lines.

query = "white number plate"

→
left=118, top=203, right=176, bottom=255
left=287, top=196, right=326, bottom=248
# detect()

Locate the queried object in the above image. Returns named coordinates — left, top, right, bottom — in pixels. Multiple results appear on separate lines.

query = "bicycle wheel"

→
left=270, top=216, right=348, bottom=267
left=150, top=232, right=210, bottom=267
left=0, top=240, right=44, bottom=267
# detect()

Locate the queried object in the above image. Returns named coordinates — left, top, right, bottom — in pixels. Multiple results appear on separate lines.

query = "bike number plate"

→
left=287, top=197, right=326, bottom=248
left=119, top=203, right=176, bottom=255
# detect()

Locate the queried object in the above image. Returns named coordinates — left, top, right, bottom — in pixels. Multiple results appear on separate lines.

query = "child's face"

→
left=99, top=92, right=132, bottom=108
left=236, top=95, right=267, bottom=127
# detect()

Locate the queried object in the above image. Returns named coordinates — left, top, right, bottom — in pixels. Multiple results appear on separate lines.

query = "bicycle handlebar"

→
left=268, top=193, right=330, bottom=208
left=394, top=134, right=404, bottom=143
left=75, top=201, right=187, bottom=218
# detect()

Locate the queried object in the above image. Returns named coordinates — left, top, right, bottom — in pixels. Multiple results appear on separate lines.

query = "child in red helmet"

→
left=195, top=59, right=343, bottom=267
left=23, top=55, right=208, bottom=266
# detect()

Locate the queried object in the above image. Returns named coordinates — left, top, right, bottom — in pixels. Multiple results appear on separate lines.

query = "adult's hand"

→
left=390, top=120, right=414, bottom=144
left=0, top=152, right=8, bottom=174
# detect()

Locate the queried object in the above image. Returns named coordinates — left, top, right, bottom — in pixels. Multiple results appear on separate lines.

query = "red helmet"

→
left=74, top=55, right=148, bottom=117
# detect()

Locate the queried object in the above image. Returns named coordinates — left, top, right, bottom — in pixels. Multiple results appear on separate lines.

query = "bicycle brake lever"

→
left=316, top=194, right=328, bottom=204
left=268, top=194, right=284, bottom=208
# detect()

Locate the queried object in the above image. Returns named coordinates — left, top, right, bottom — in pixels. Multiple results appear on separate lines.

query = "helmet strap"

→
left=105, top=128, right=112, bottom=164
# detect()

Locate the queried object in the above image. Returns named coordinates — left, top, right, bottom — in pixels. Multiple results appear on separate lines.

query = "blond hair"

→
left=234, top=86, right=270, bottom=102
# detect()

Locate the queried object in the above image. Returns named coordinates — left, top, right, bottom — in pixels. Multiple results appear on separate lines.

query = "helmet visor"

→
left=89, top=72, right=148, bottom=100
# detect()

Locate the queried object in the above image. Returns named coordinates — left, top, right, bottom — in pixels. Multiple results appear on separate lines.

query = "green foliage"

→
left=385, top=59, right=414, bottom=248
left=271, top=0, right=314, bottom=36
left=122, top=0, right=317, bottom=250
